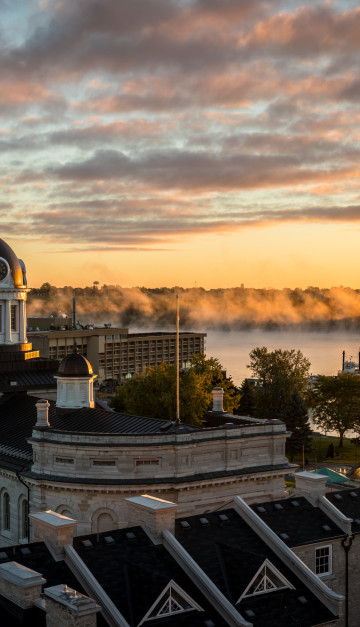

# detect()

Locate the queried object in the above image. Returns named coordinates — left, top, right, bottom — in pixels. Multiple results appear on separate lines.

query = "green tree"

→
left=280, top=390, right=312, bottom=462
left=110, top=363, right=211, bottom=426
left=191, top=354, right=240, bottom=414
left=247, top=347, right=310, bottom=420
left=307, top=373, right=360, bottom=447
left=237, top=378, right=256, bottom=416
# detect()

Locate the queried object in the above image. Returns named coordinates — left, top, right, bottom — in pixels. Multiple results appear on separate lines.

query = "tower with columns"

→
left=0, top=239, right=28, bottom=347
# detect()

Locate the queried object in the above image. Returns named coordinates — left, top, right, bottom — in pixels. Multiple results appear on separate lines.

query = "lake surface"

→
left=205, top=329, right=360, bottom=386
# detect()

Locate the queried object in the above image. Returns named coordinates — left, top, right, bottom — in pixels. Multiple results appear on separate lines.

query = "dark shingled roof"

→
left=73, top=526, right=228, bottom=627
left=175, top=508, right=336, bottom=627
left=250, top=496, right=345, bottom=546
left=0, top=392, right=183, bottom=459
left=327, top=487, right=360, bottom=534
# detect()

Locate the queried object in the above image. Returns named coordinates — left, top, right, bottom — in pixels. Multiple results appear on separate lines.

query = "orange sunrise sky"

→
left=2, top=0, right=360, bottom=289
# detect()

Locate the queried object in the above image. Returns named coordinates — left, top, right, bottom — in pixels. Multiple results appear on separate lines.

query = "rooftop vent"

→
left=274, top=503, right=284, bottom=510
left=291, top=500, right=300, bottom=507
left=126, top=532, right=136, bottom=540
left=244, top=609, right=256, bottom=618
left=81, top=539, right=93, bottom=548
left=322, top=525, right=332, bottom=532
left=200, top=517, right=210, bottom=526
left=20, top=547, right=31, bottom=556
left=279, top=533, right=290, bottom=540
left=333, top=494, right=343, bottom=501
left=180, top=521, right=191, bottom=529
left=104, top=536, right=115, bottom=545
left=204, top=621, right=216, bottom=627
left=350, top=491, right=358, bottom=498
left=257, top=506, right=266, bottom=513
left=218, top=514, right=229, bottom=522
left=0, top=552, right=8, bottom=560
left=298, top=596, right=308, bottom=604
left=354, top=519, right=360, bottom=525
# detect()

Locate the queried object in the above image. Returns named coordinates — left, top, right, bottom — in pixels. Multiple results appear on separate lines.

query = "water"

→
left=205, top=329, right=360, bottom=386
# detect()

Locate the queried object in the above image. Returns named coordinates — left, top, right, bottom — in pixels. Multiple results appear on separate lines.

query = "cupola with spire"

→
left=0, top=238, right=28, bottom=348
left=55, top=344, right=97, bottom=409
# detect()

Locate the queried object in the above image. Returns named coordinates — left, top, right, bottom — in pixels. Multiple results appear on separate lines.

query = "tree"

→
left=191, top=354, right=240, bottom=414
left=109, top=354, right=240, bottom=425
left=307, top=373, right=360, bottom=447
left=110, top=363, right=212, bottom=426
left=247, top=347, right=310, bottom=420
left=280, top=390, right=312, bottom=462
left=237, top=378, right=256, bottom=417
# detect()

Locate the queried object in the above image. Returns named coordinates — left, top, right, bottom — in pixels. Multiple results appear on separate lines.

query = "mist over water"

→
left=205, top=329, right=360, bottom=386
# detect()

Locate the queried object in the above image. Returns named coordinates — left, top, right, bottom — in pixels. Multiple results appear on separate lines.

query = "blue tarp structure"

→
left=311, top=467, right=349, bottom=483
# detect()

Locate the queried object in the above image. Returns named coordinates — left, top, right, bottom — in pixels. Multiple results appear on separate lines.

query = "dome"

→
left=57, top=346, right=94, bottom=377
left=0, top=239, right=24, bottom=287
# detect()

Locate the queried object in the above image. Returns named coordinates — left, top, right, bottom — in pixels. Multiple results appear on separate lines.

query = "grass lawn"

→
left=291, top=433, right=360, bottom=466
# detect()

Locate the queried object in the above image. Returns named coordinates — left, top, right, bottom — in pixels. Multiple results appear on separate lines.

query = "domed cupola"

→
left=55, top=344, right=97, bottom=409
left=0, top=238, right=26, bottom=288
left=0, top=238, right=29, bottom=347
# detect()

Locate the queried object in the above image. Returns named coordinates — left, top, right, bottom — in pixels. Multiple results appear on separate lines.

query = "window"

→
left=237, top=559, right=294, bottom=603
left=315, top=545, right=332, bottom=576
left=21, top=500, right=29, bottom=539
left=93, top=460, right=116, bottom=467
left=136, top=459, right=159, bottom=466
left=55, top=457, right=74, bottom=465
left=11, top=305, right=17, bottom=331
left=139, top=580, right=203, bottom=625
left=3, top=493, right=10, bottom=530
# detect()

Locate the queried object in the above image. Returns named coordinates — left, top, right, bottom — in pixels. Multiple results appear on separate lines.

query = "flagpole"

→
left=176, top=293, right=180, bottom=424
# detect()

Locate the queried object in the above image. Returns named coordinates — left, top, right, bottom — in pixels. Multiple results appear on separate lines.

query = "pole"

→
left=302, top=444, right=304, bottom=471
left=176, top=294, right=180, bottom=425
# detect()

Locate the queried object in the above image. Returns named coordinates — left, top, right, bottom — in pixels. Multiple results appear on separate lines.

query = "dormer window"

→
left=138, top=580, right=203, bottom=625
left=237, top=559, right=294, bottom=603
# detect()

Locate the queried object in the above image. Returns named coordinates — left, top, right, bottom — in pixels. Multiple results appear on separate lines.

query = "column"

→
left=19, top=299, right=27, bottom=343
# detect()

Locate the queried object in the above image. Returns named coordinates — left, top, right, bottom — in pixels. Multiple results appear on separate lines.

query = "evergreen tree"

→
left=280, top=389, right=312, bottom=462
left=236, top=378, right=256, bottom=416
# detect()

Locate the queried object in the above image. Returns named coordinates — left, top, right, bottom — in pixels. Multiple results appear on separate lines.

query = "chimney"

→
left=29, top=511, right=77, bottom=560
left=295, top=471, right=327, bottom=505
left=0, top=562, right=45, bottom=609
left=212, top=387, right=224, bottom=412
left=342, top=350, right=345, bottom=371
left=43, top=585, right=100, bottom=627
left=126, top=495, right=177, bottom=544
left=35, top=400, right=50, bottom=427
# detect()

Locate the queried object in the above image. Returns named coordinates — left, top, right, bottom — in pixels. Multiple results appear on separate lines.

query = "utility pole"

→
left=176, top=294, right=180, bottom=425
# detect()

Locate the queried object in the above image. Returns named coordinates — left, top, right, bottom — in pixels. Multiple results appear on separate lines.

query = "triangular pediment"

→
left=237, top=558, right=294, bottom=603
left=138, top=579, right=203, bottom=625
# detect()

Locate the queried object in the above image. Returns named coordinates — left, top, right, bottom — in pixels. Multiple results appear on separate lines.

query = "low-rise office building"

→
left=28, top=327, right=206, bottom=384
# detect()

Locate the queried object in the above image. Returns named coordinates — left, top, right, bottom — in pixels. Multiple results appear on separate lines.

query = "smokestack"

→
left=342, top=350, right=345, bottom=371
left=72, top=297, right=76, bottom=329
left=212, top=387, right=224, bottom=412
left=35, top=400, right=50, bottom=427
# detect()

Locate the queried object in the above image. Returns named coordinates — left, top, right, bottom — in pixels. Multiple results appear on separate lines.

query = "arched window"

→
left=21, top=500, right=29, bottom=539
left=3, top=493, right=10, bottom=530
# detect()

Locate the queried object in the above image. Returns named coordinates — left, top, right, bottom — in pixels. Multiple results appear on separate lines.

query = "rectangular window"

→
left=92, top=460, right=116, bottom=467
left=55, top=457, right=74, bottom=465
left=315, top=545, right=332, bottom=575
left=11, top=305, right=17, bottom=331
left=136, top=459, right=159, bottom=466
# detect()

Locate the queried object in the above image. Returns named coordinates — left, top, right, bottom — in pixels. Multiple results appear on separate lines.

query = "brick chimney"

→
left=44, top=585, right=100, bottom=627
left=0, top=561, right=45, bottom=609
left=212, top=387, right=224, bottom=412
left=35, top=399, right=50, bottom=427
left=29, top=511, right=77, bottom=560
left=126, top=495, right=177, bottom=544
left=295, top=471, right=327, bottom=505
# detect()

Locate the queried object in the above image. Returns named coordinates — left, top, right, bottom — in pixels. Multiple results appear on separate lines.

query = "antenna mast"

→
left=176, top=293, right=180, bottom=424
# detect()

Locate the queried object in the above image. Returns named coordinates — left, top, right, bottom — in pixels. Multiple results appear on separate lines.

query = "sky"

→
left=2, top=0, right=360, bottom=289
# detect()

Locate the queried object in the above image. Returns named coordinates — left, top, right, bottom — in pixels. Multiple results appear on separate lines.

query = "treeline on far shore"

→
left=27, top=283, right=360, bottom=330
